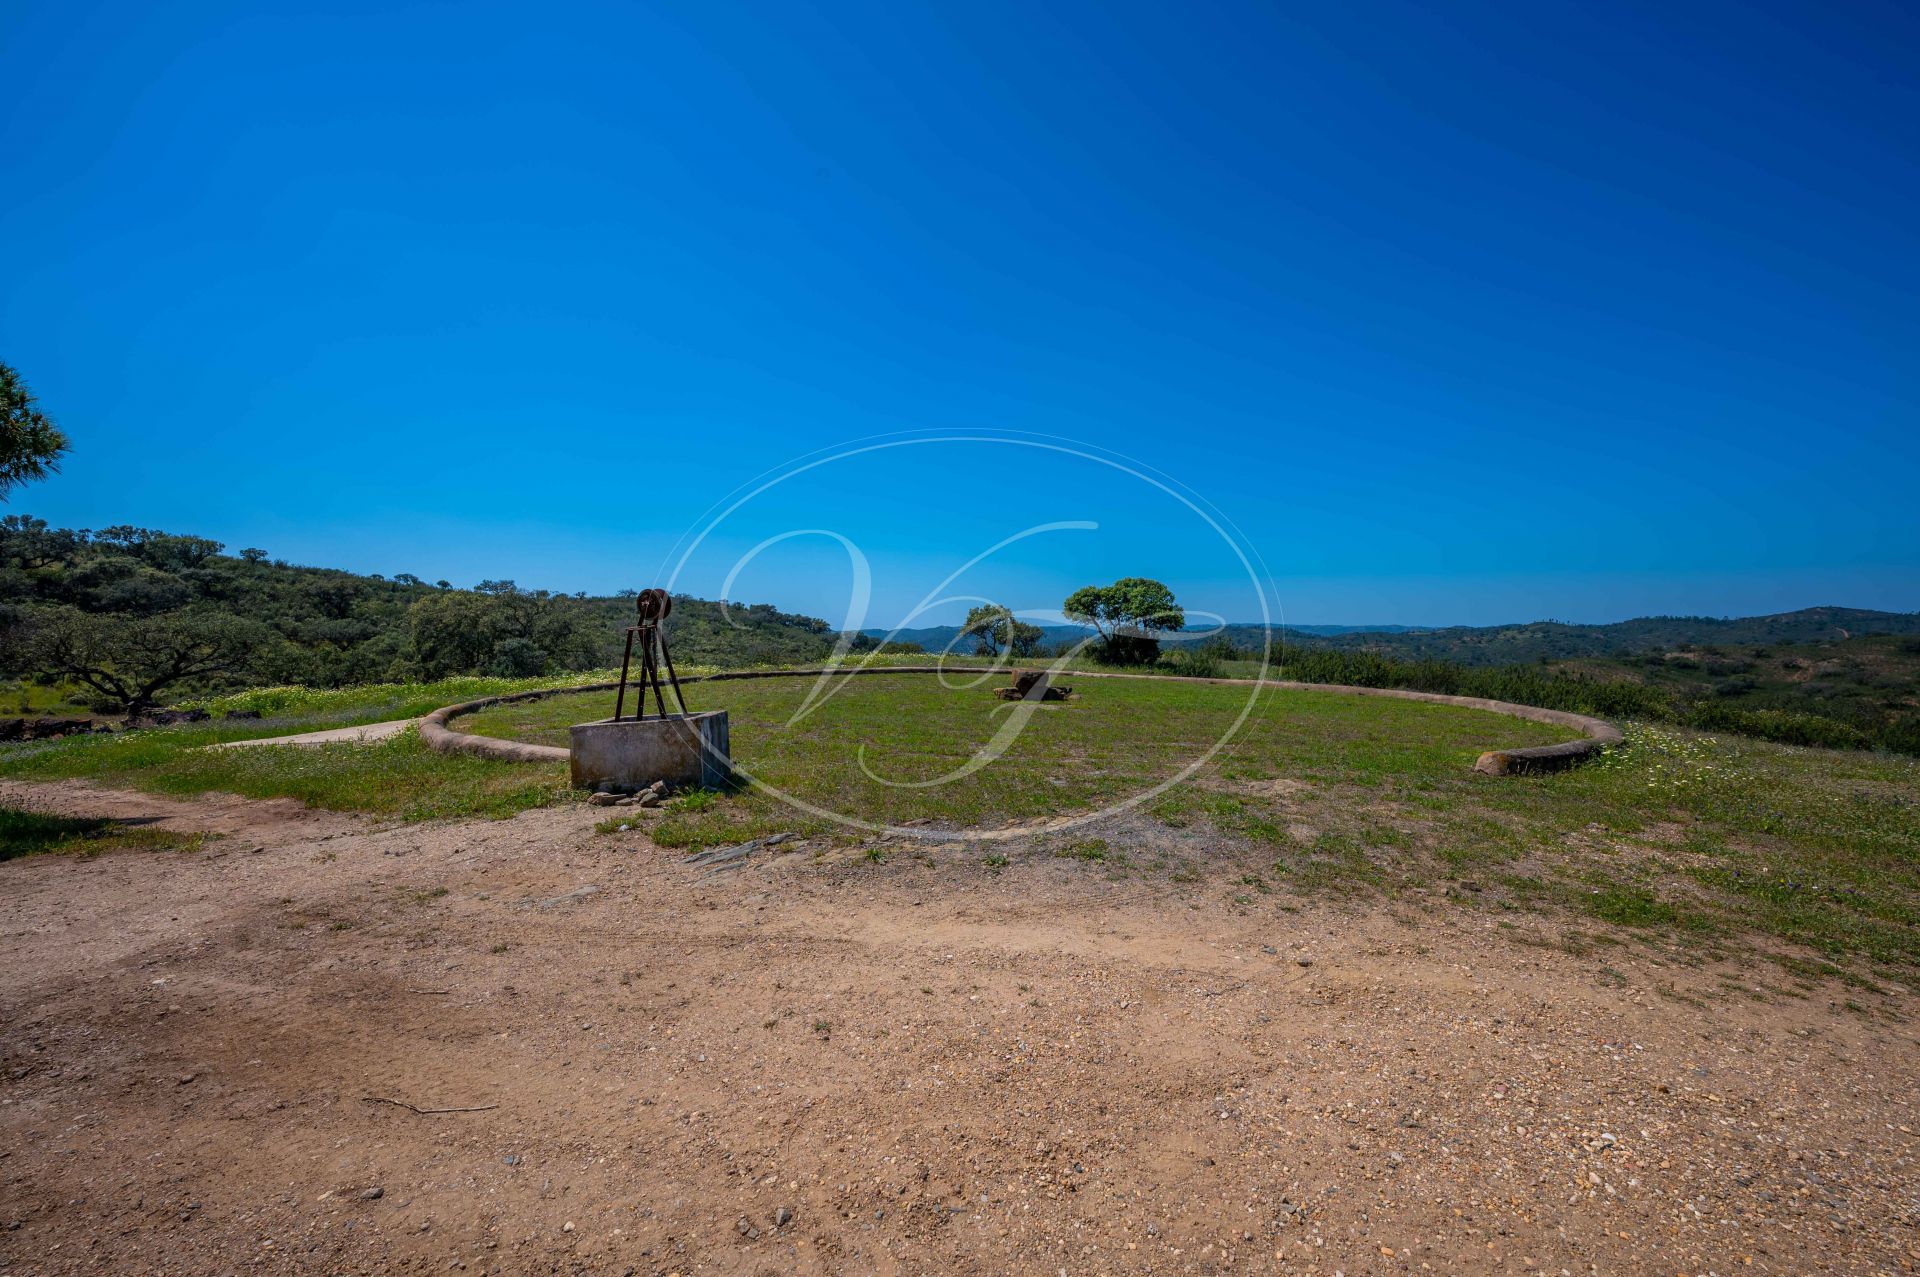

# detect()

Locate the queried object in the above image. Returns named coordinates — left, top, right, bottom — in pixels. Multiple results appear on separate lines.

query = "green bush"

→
left=1688, top=705, right=1871, bottom=751
left=1161, top=648, right=1223, bottom=680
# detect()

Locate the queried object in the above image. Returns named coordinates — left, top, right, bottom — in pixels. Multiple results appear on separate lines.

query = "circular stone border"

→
left=419, top=666, right=1621, bottom=778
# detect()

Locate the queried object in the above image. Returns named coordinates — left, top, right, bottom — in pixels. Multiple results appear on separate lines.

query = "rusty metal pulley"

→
left=614, top=589, right=687, bottom=722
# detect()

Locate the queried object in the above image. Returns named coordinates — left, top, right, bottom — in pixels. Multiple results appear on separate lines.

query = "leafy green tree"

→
left=23, top=606, right=270, bottom=717
left=0, top=363, right=70, bottom=500
left=1062, top=578, right=1184, bottom=637
left=407, top=590, right=497, bottom=679
left=960, top=603, right=1047, bottom=657
left=1063, top=578, right=1185, bottom=665
left=406, top=584, right=601, bottom=679
left=0, top=516, right=80, bottom=570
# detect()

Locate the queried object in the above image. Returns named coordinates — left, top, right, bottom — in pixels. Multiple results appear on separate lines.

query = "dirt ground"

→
left=1, top=780, right=1915, bottom=1276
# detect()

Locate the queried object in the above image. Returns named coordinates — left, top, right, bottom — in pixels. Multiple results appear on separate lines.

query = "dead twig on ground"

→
left=362, top=1096, right=498, bottom=1115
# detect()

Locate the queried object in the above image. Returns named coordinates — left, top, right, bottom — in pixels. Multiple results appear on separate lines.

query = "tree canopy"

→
left=1062, top=578, right=1185, bottom=638
left=1062, top=578, right=1185, bottom=665
left=0, top=363, right=71, bottom=500
left=23, top=606, right=271, bottom=719
left=959, top=603, right=1045, bottom=657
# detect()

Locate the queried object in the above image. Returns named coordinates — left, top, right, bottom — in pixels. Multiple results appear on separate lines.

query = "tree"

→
left=0, top=515, right=80, bottom=570
left=406, top=585, right=601, bottom=680
left=1063, top=578, right=1185, bottom=665
left=0, top=363, right=70, bottom=500
left=407, top=590, right=497, bottom=679
left=961, top=604, right=1008, bottom=656
left=23, top=606, right=270, bottom=717
left=959, top=603, right=1045, bottom=658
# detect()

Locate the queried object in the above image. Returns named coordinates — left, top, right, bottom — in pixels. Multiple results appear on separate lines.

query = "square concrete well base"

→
left=569, top=711, right=731, bottom=791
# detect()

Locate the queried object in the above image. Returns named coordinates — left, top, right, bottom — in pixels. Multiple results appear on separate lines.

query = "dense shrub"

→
left=1092, top=634, right=1162, bottom=666
left=1160, top=648, right=1223, bottom=680
left=1688, top=704, right=1872, bottom=751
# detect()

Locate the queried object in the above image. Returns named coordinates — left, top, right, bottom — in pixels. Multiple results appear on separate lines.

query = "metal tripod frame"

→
left=613, top=588, right=688, bottom=721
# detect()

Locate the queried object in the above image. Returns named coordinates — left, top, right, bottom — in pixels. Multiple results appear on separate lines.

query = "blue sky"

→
left=3, top=0, right=1914, bottom=627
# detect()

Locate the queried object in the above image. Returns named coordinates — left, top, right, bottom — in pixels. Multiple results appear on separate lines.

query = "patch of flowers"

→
left=1596, top=722, right=1737, bottom=798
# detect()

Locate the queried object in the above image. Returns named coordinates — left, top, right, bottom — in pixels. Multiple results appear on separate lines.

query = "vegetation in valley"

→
left=1246, top=605, right=1920, bottom=665
left=1191, top=632, right=1920, bottom=757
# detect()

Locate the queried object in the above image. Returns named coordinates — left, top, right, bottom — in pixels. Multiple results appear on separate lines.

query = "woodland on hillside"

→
left=0, top=517, right=834, bottom=714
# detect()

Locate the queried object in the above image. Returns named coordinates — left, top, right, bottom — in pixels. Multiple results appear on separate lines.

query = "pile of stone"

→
left=0, top=717, right=111, bottom=742
left=587, top=779, right=670, bottom=809
left=993, top=671, right=1073, bottom=702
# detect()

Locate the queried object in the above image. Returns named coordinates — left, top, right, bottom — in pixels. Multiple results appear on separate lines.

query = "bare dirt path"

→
left=205, top=719, right=417, bottom=749
left=0, top=782, right=1914, bottom=1276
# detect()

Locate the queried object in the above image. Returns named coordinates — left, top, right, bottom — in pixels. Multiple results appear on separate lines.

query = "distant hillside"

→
left=863, top=623, right=1094, bottom=653
left=1284, top=607, right=1920, bottom=666
left=0, top=517, right=837, bottom=709
left=1546, top=632, right=1920, bottom=753
left=873, top=609, right=1920, bottom=663
left=865, top=621, right=1420, bottom=654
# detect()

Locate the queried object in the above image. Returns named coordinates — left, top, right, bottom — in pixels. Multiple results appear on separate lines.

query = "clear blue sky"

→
left=3, top=0, right=1915, bottom=627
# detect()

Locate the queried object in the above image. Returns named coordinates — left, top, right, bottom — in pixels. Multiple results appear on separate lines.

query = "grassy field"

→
left=467, top=673, right=1920, bottom=982
left=458, top=671, right=1579, bottom=832
left=0, top=726, right=569, bottom=822
left=6, top=665, right=1918, bottom=983
left=0, top=673, right=599, bottom=821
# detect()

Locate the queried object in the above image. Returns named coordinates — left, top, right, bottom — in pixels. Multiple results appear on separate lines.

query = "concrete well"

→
left=568, top=711, right=731, bottom=791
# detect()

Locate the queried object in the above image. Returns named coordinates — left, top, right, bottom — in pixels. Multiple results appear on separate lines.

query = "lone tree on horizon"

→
left=0, top=362, right=71, bottom=500
left=960, top=603, right=1044, bottom=658
left=1063, top=578, right=1184, bottom=665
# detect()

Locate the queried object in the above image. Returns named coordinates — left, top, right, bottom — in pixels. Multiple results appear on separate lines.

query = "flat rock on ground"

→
left=0, top=779, right=1914, bottom=1275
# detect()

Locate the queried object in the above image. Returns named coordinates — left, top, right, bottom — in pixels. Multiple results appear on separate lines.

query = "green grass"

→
left=458, top=673, right=1578, bottom=847
left=475, top=674, right=1920, bottom=975
left=0, top=671, right=621, bottom=821
left=0, top=678, right=98, bottom=719
left=0, top=806, right=209, bottom=861
left=0, top=721, right=568, bottom=822
left=9, top=663, right=1918, bottom=980
left=175, top=670, right=638, bottom=725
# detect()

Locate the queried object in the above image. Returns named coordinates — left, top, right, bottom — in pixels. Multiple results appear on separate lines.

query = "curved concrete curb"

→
left=419, top=666, right=1622, bottom=777
left=1280, top=681, right=1621, bottom=775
